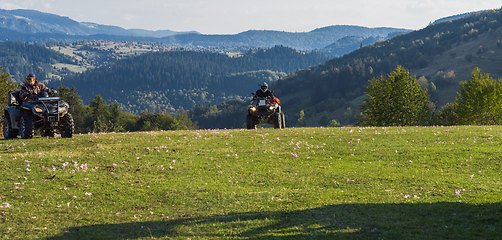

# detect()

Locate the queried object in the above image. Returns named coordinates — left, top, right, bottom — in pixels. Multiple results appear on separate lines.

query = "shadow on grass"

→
left=46, top=202, right=501, bottom=239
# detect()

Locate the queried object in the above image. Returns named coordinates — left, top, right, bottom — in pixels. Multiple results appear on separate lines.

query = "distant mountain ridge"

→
left=162, top=26, right=411, bottom=50
left=0, top=8, right=411, bottom=51
left=0, top=9, right=196, bottom=37
left=322, top=31, right=405, bottom=57
left=432, top=11, right=480, bottom=24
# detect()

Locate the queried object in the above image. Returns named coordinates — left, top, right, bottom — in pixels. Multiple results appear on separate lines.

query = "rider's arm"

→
left=39, top=82, right=49, bottom=92
left=268, top=90, right=274, bottom=99
left=19, top=85, right=30, bottom=100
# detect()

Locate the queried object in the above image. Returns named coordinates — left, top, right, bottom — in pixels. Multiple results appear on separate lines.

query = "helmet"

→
left=38, top=91, right=49, bottom=98
left=259, top=82, right=268, bottom=92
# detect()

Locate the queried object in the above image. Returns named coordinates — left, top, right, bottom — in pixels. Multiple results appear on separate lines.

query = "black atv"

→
left=246, top=93, right=285, bottom=129
left=3, top=89, right=74, bottom=139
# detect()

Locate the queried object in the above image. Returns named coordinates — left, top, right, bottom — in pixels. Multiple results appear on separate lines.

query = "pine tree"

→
left=0, top=65, right=19, bottom=113
left=57, top=84, right=87, bottom=133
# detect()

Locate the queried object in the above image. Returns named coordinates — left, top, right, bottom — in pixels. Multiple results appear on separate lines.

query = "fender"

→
left=21, top=102, right=33, bottom=110
left=4, top=106, right=21, bottom=130
left=19, top=103, right=34, bottom=115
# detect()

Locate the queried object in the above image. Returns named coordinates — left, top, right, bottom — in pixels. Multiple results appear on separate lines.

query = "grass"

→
left=0, top=126, right=501, bottom=239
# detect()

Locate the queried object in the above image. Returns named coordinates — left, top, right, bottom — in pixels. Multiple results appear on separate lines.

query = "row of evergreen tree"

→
left=57, top=85, right=193, bottom=133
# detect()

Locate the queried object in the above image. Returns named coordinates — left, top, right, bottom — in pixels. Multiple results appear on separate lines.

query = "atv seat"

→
left=8, top=89, right=22, bottom=106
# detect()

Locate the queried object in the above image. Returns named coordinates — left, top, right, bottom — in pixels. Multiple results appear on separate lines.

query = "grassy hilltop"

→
left=0, top=126, right=501, bottom=239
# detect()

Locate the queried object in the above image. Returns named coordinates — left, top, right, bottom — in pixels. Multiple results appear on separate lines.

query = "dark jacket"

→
left=255, top=89, right=274, bottom=99
left=20, top=81, right=49, bottom=102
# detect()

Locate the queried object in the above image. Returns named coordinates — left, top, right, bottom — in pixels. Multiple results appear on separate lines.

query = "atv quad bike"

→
left=3, top=89, right=74, bottom=139
left=246, top=93, right=285, bottom=129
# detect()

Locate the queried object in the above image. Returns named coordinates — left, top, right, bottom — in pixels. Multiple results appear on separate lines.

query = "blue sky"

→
left=1, top=0, right=501, bottom=34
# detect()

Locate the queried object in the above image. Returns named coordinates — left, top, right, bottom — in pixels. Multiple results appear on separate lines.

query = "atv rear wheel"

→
left=60, top=113, right=74, bottom=138
left=246, top=113, right=255, bottom=129
left=3, top=115, right=18, bottom=139
left=20, top=114, right=34, bottom=139
left=273, top=112, right=282, bottom=129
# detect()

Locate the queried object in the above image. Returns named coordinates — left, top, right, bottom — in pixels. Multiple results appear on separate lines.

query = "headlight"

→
left=268, top=106, right=275, bottom=111
left=250, top=106, right=257, bottom=112
left=59, top=106, right=68, bottom=112
left=34, top=107, right=43, bottom=113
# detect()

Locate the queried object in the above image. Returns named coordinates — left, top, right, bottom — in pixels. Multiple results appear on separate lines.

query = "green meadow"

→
left=0, top=126, right=501, bottom=239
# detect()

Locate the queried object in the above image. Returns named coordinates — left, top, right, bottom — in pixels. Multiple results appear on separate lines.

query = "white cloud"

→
left=0, top=2, right=22, bottom=10
left=0, top=0, right=501, bottom=33
left=123, top=14, right=134, bottom=22
left=0, top=0, right=54, bottom=10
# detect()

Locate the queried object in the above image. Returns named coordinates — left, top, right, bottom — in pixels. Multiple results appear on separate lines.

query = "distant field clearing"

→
left=53, top=63, right=87, bottom=73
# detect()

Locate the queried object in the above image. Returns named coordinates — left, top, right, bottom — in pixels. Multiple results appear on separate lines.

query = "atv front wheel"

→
left=273, top=112, right=282, bottom=129
left=20, top=114, right=34, bottom=139
left=246, top=113, right=255, bottom=129
left=60, top=113, right=74, bottom=138
left=280, top=112, right=286, bottom=129
left=3, top=115, right=18, bottom=139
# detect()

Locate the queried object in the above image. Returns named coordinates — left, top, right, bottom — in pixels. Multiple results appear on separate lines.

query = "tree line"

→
left=357, top=66, right=502, bottom=126
left=56, top=84, right=193, bottom=133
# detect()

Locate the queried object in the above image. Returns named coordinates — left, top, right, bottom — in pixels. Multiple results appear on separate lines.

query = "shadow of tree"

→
left=46, top=202, right=501, bottom=239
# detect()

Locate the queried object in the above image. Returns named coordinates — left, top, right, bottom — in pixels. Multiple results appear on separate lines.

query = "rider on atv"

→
left=256, top=82, right=280, bottom=105
left=3, top=73, right=74, bottom=139
left=19, top=73, right=50, bottom=102
left=247, top=82, right=284, bottom=129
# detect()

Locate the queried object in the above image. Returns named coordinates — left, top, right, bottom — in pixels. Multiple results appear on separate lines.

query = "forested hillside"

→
left=0, top=41, right=75, bottom=82
left=59, top=46, right=328, bottom=114
left=271, top=9, right=502, bottom=126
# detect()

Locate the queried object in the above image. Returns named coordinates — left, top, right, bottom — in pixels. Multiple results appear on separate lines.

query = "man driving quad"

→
left=255, top=82, right=274, bottom=98
left=255, top=82, right=280, bottom=105
left=19, top=73, right=49, bottom=102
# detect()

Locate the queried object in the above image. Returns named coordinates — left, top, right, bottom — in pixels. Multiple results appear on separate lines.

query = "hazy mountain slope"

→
left=162, top=26, right=411, bottom=50
left=323, top=36, right=385, bottom=57
left=0, top=9, right=194, bottom=37
left=432, top=11, right=480, bottom=24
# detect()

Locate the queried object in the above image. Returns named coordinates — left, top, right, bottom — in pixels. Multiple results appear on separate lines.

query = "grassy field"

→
left=0, top=126, right=501, bottom=239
